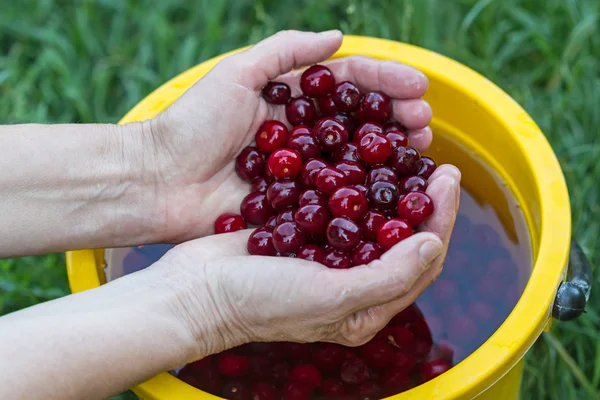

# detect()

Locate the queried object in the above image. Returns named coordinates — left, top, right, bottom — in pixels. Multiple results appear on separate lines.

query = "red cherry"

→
left=351, top=241, right=383, bottom=265
left=262, top=81, right=291, bottom=104
left=289, top=364, right=322, bottom=389
left=391, top=351, right=416, bottom=373
left=332, top=113, right=358, bottom=136
left=334, top=160, right=367, bottom=186
left=399, top=175, right=428, bottom=193
left=321, top=378, right=347, bottom=397
left=356, top=380, right=383, bottom=399
left=178, top=364, right=222, bottom=393
left=368, top=181, right=400, bottom=211
left=358, top=132, right=392, bottom=165
left=361, top=340, right=394, bottom=368
left=376, top=218, right=413, bottom=250
left=264, top=216, right=278, bottom=232
left=384, top=121, right=407, bottom=134
left=317, top=94, right=339, bottom=116
left=397, top=191, right=434, bottom=226
left=361, top=210, right=387, bottom=242
left=366, top=165, right=399, bottom=186
left=247, top=227, right=277, bottom=256
left=435, top=339, right=457, bottom=362
left=267, top=149, right=303, bottom=180
left=389, top=303, right=423, bottom=325
left=255, top=120, right=289, bottom=153
left=448, top=315, right=478, bottom=344
left=272, top=222, right=307, bottom=255
left=312, top=344, right=345, bottom=374
left=332, top=81, right=361, bottom=112
left=240, top=192, right=275, bottom=225
left=217, top=354, right=250, bottom=377
left=386, top=131, right=410, bottom=149
left=420, top=358, right=451, bottom=382
left=301, top=158, right=328, bottom=188
left=333, top=142, right=361, bottom=163
left=289, top=125, right=311, bottom=138
left=287, top=133, right=322, bottom=160
left=469, top=301, right=495, bottom=322
left=329, top=186, right=368, bottom=221
left=251, top=176, right=271, bottom=193
left=294, top=204, right=329, bottom=235
left=286, top=96, right=318, bottom=126
left=417, top=156, right=437, bottom=179
left=235, top=146, right=265, bottom=182
left=413, top=338, right=433, bottom=357
left=315, top=166, right=347, bottom=195
left=276, top=208, right=297, bottom=225
left=297, top=244, right=324, bottom=263
left=381, top=368, right=412, bottom=393
left=326, top=217, right=362, bottom=251
left=251, top=382, right=278, bottom=400
left=249, top=355, right=272, bottom=379
left=214, top=213, right=247, bottom=234
left=391, top=147, right=421, bottom=177
left=300, top=65, right=335, bottom=97
left=354, top=122, right=384, bottom=144
left=390, top=326, right=415, bottom=351
left=282, top=382, right=312, bottom=400
left=432, top=279, right=458, bottom=302
left=266, top=180, right=302, bottom=211
left=353, top=184, right=368, bottom=198
left=222, top=381, right=251, bottom=400
left=298, top=189, right=328, bottom=207
left=313, top=117, right=349, bottom=152
left=340, top=358, right=370, bottom=384
left=272, top=362, right=290, bottom=381
left=358, top=91, right=391, bottom=122
left=322, top=248, right=352, bottom=269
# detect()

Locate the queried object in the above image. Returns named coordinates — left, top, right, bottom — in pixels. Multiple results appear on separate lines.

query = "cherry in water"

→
left=217, top=354, right=250, bottom=377
left=289, top=364, right=322, bottom=389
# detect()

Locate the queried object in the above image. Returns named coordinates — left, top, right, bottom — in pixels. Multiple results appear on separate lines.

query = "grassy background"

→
left=1, top=0, right=598, bottom=399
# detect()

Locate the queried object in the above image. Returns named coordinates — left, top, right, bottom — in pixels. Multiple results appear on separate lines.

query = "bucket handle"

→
left=552, top=240, right=593, bottom=321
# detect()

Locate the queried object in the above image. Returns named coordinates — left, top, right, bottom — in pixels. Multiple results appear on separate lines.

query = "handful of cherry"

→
left=215, top=63, right=437, bottom=266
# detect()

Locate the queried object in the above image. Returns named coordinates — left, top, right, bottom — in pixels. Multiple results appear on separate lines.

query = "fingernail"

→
left=319, top=29, right=341, bottom=37
left=419, top=240, right=443, bottom=266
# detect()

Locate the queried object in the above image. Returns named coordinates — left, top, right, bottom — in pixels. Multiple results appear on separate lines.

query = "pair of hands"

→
left=134, top=30, right=460, bottom=357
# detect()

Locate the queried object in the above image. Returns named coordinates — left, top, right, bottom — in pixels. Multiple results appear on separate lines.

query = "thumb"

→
left=328, top=232, right=444, bottom=314
left=214, top=30, right=343, bottom=90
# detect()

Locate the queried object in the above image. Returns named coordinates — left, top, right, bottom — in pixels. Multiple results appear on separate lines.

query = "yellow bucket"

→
left=65, top=36, right=592, bottom=399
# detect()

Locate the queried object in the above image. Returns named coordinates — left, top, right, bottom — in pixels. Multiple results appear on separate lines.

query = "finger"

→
left=214, top=30, right=343, bottom=90
left=392, top=99, right=432, bottom=130
left=407, top=127, right=432, bottom=153
left=277, top=55, right=429, bottom=100
left=172, top=229, right=254, bottom=261
left=330, top=166, right=461, bottom=313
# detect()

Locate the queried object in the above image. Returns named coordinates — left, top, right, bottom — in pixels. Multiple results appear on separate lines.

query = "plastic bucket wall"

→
left=65, top=36, right=571, bottom=400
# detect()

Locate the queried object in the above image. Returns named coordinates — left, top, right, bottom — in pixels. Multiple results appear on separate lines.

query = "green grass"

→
left=1, top=0, right=598, bottom=399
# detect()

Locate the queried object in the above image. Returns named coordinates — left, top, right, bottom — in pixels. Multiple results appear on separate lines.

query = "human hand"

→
left=153, top=164, right=459, bottom=358
left=138, top=30, right=433, bottom=243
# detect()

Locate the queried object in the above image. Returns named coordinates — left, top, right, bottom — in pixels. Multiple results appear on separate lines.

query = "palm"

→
left=152, top=31, right=434, bottom=243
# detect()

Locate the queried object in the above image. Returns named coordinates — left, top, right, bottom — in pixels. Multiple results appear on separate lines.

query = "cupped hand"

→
left=145, top=30, right=433, bottom=243
left=154, top=165, right=459, bottom=357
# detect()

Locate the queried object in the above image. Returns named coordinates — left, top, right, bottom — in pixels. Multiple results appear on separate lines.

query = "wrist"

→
left=151, top=251, right=246, bottom=359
